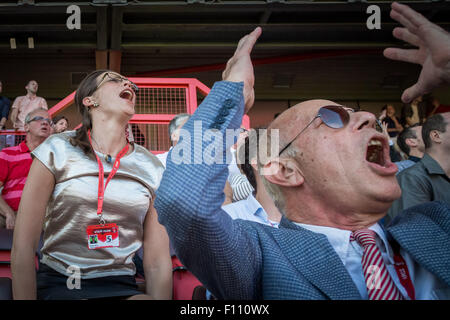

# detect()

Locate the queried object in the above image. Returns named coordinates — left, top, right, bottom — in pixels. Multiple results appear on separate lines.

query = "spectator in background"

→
left=395, top=124, right=425, bottom=173
left=387, top=112, right=450, bottom=223
left=379, top=104, right=403, bottom=140
left=223, top=128, right=281, bottom=227
left=0, top=81, right=11, bottom=130
left=0, top=108, right=51, bottom=229
left=428, top=96, right=450, bottom=116
left=51, top=115, right=69, bottom=134
left=228, top=127, right=254, bottom=202
left=401, top=96, right=426, bottom=127
left=156, top=113, right=190, bottom=168
left=10, top=80, right=48, bottom=132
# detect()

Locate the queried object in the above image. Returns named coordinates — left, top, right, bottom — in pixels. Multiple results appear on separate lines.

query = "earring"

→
left=92, top=102, right=99, bottom=108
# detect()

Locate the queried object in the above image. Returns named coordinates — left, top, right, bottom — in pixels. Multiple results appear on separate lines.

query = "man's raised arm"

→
left=384, top=2, right=450, bottom=103
left=154, top=28, right=263, bottom=299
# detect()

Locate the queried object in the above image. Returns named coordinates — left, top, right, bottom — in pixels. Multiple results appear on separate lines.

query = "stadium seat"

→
left=0, top=229, right=14, bottom=279
left=0, top=228, right=39, bottom=279
left=0, top=278, right=12, bottom=300
left=172, top=256, right=205, bottom=300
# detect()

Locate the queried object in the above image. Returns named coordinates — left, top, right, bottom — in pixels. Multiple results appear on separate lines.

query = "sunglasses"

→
left=26, top=116, right=52, bottom=125
left=97, top=72, right=139, bottom=93
left=278, top=105, right=383, bottom=156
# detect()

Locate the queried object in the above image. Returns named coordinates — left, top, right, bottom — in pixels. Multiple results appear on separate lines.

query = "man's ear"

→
left=261, top=158, right=304, bottom=187
left=405, top=137, right=418, bottom=148
left=23, top=122, right=30, bottom=133
left=429, top=130, right=443, bottom=144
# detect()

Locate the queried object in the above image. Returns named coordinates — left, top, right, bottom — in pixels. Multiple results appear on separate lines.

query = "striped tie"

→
left=351, top=229, right=403, bottom=300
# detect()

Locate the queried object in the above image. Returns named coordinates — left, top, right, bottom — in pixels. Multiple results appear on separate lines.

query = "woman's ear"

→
left=82, top=96, right=97, bottom=109
left=261, top=158, right=304, bottom=187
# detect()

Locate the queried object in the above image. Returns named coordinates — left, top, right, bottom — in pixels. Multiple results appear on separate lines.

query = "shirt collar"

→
left=246, top=194, right=265, bottom=217
left=292, top=222, right=394, bottom=264
left=408, top=156, right=421, bottom=163
left=19, top=140, right=30, bottom=153
left=422, top=154, right=446, bottom=175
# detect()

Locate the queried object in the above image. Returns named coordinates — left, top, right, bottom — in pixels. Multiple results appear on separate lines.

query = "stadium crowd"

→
left=0, top=2, right=449, bottom=300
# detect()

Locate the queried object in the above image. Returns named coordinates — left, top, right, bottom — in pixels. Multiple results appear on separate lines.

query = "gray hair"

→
left=24, top=108, right=49, bottom=124
left=257, top=129, right=298, bottom=216
left=169, top=113, right=191, bottom=142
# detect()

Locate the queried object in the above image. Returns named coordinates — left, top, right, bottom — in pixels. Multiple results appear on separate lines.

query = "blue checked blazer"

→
left=155, top=81, right=450, bottom=300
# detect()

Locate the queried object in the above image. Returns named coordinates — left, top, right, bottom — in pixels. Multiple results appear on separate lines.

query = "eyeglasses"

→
left=97, top=72, right=139, bottom=93
left=26, top=116, right=52, bottom=125
left=278, top=105, right=383, bottom=156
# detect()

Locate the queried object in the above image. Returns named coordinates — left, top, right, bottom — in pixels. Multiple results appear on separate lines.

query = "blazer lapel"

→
left=387, top=210, right=450, bottom=286
left=274, top=217, right=361, bottom=300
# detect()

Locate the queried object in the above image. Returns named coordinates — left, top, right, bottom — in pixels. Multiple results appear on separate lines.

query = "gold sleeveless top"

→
left=32, top=131, right=164, bottom=279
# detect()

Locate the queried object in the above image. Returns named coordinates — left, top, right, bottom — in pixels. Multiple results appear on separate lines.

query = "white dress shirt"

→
left=155, top=147, right=172, bottom=168
left=222, top=194, right=279, bottom=228
left=294, top=222, right=450, bottom=300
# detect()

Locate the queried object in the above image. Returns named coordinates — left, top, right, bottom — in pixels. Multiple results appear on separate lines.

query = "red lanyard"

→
left=87, top=130, right=129, bottom=218
left=391, top=240, right=416, bottom=300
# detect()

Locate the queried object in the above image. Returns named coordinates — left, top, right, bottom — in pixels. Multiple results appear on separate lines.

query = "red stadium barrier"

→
left=0, top=78, right=250, bottom=153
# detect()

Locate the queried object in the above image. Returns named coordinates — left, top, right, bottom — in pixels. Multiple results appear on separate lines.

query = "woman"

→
left=379, top=104, right=403, bottom=139
left=11, top=70, right=172, bottom=300
left=52, top=115, right=69, bottom=133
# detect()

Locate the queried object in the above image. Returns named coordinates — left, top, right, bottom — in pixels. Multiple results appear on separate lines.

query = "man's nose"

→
left=350, top=111, right=378, bottom=132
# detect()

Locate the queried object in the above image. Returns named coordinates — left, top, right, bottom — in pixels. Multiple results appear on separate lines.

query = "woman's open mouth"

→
left=119, top=89, right=134, bottom=102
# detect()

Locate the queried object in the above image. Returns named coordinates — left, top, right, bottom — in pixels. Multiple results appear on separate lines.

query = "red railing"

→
left=0, top=78, right=250, bottom=152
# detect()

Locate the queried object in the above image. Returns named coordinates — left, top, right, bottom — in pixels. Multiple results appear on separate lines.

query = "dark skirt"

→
left=37, top=263, right=142, bottom=300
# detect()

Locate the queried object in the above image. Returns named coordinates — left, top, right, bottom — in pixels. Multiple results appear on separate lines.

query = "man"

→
left=395, top=124, right=425, bottom=172
left=156, top=113, right=191, bottom=168
left=0, top=81, right=11, bottom=130
left=402, top=96, right=426, bottom=127
left=228, top=127, right=254, bottom=202
left=0, top=108, right=51, bottom=229
left=223, top=129, right=282, bottom=227
left=388, top=112, right=450, bottom=222
left=155, top=2, right=450, bottom=300
left=10, top=80, right=48, bottom=132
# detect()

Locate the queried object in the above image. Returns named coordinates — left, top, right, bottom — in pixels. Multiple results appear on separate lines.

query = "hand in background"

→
left=384, top=2, right=450, bottom=104
left=222, top=27, right=262, bottom=114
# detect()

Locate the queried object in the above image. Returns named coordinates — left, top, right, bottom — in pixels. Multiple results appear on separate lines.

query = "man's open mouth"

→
left=366, top=136, right=386, bottom=167
left=119, top=89, right=134, bottom=102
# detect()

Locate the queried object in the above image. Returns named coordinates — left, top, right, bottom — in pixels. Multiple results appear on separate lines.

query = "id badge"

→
left=86, top=223, right=119, bottom=250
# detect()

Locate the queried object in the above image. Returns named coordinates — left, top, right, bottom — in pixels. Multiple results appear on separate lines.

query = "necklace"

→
left=91, top=136, right=113, bottom=163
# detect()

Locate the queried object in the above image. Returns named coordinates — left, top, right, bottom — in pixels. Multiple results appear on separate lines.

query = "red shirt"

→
left=0, top=141, right=32, bottom=211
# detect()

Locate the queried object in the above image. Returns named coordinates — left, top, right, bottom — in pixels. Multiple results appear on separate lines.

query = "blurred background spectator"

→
left=10, top=80, right=48, bottom=132
left=0, top=108, right=51, bottom=229
left=387, top=112, right=450, bottom=223
left=0, top=81, right=11, bottom=131
left=395, top=124, right=425, bottom=173
left=51, top=115, right=69, bottom=134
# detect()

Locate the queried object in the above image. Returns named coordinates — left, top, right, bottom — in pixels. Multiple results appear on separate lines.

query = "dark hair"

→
left=70, top=69, right=110, bottom=156
left=52, top=115, right=69, bottom=126
left=422, top=113, right=447, bottom=149
left=397, top=124, right=420, bottom=155
left=237, top=127, right=266, bottom=194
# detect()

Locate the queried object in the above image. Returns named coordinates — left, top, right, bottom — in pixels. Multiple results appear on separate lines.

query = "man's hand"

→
left=222, top=27, right=262, bottom=114
left=6, top=212, right=15, bottom=230
left=384, top=2, right=450, bottom=104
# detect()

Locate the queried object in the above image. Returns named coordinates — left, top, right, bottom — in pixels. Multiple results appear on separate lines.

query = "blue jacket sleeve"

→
left=154, top=81, right=262, bottom=299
